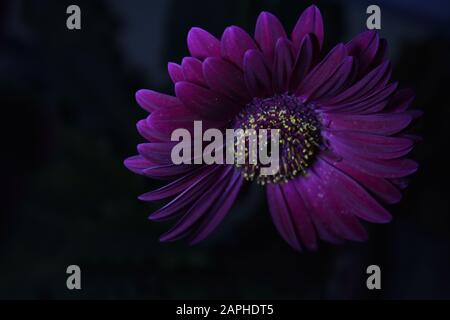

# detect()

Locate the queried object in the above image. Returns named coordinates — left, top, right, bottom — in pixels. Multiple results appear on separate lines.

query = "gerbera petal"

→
left=135, top=89, right=179, bottom=112
left=326, top=130, right=414, bottom=159
left=149, top=166, right=223, bottom=220
left=139, top=167, right=212, bottom=201
left=346, top=31, right=379, bottom=76
left=289, top=34, right=317, bottom=92
left=294, top=173, right=346, bottom=243
left=334, top=155, right=418, bottom=178
left=291, top=5, right=324, bottom=50
left=323, top=82, right=398, bottom=114
left=137, top=119, right=164, bottom=142
left=182, top=57, right=206, bottom=86
left=320, top=155, right=402, bottom=204
left=187, top=27, right=221, bottom=60
left=295, top=43, right=347, bottom=99
left=243, top=49, right=273, bottom=97
left=385, top=88, right=415, bottom=113
left=175, top=81, right=240, bottom=120
left=281, top=182, right=318, bottom=251
left=143, top=163, right=196, bottom=179
left=308, top=56, right=355, bottom=101
left=168, top=62, right=184, bottom=83
left=255, top=11, right=287, bottom=65
left=124, top=155, right=155, bottom=175
left=322, top=60, right=391, bottom=105
left=221, top=26, right=258, bottom=69
left=370, top=38, right=388, bottom=69
left=203, top=57, right=251, bottom=103
left=159, top=166, right=233, bottom=242
left=314, top=159, right=392, bottom=223
left=322, top=113, right=413, bottom=135
left=138, top=142, right=177, bottom=164
left=189, top=170, right=243, bottom=244
left=266, top=184, right=302, bottom=251
left=273, top=38, right=295, bottom=93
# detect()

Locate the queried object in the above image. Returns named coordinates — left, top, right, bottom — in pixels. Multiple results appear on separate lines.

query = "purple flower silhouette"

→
left=125, top=5, right=420, bottom=251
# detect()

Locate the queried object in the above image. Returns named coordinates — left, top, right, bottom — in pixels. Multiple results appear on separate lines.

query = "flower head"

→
left=125, top=5, right=420, bottom=251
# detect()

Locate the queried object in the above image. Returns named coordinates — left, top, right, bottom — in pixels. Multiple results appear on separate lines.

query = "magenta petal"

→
left=294, top=175, right=345, bottom=244
left=221, top=26, right=258, bottom=69
left=323, top=113, right=412, bottom=135
left=255, top=12, right=287, bottom=65
left=187, top=27, right=220, bottom=60
left=137, top=119, right=164, bottom=142
left=182, top=57, right=206, bottom=86
left=135, top=89, right=179, bottom=112
left=370, top=38, right=389, bottom=69
left=175, top=81, right=240, bottom=120
left=326, top=130, right=414, bottom=160
left=267, top=184, right=303, bottom=251
left=203, top=57, right=251, bottom=103
left=295, top=43, right=347, bottom=99
left=138, top=142, right=176, bottom=165
left=322, top=82, right=398, bottom=114
left=168, top=62, right=184, bottom=83
left=159, top=167, right=233, bottom=242
left=143, top=163, right=195, bottom=179
left=272, top=38, right=295, bottom=93
left=323, top=61, right=391, bottom=105
left=385, top=88, right=415, bottom=113
left=346, top=31, right=379, bottom=76
left=337, top=155, right=418, bottom=179
left=281, top=182, right=318, bottom=251
left=189, top=170, right=243, bottom=244
left=139, top=167, right=211, bottom=201
left=320, top=155, right=402, bottom=204
left=124, top=155, right=155, bottom=175
left=149, top=166, right=222, bottom=220
left=309, top=56, right=355, bottom=101
left=243, top=49, right=273, bottom=97
left=289, top=34, right=316, bottom=92
left=314, top=159, right=391, bottom=224
left=291, top=5, right=324, bottom=50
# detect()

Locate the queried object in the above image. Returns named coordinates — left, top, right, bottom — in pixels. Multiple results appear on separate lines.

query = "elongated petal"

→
left=139, top=167, right=213, bottom=201
left=295, top=43, right=347, bottom=99
left=267, top=184, right=302, bottom=251
left=187, top=27, right=220, bottom=59
left=136, top=89, right=179, bottom=112
left=273, top=38, right=295, bottom=93
left=149, top=166, right=222, bottom=220
left=314, top=159, right=392, bottom=224
left=255, top=12, right=287, bottom=64
left=175, top=81, right=240, bottom=120
left=320, top=155, right=402, bottom=204
left=160, top=167, right=233, bottom=242
left=221, top=26, right=258, bottom=69
left=281, top=182, right=318, bottom=250
left=168, top=62, right=184, bottom=83
left=189, top=170, right=243, bottom=244
left=292, top=5, right=324, bottom=49
left=322, top=113, right=412, bottom=135
left=346, top=31, right=379, bottom=76
left=243, top=49, right=272, bottom=97
left=203, top=57, right=251, bottom=102
left=289, top=34, right=316, bottom=92
left=308, top=56, right=355, bottom=101
left=182, top=57, right=206, bottom=86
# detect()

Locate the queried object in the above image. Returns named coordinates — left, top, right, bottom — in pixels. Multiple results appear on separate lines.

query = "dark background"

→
left=1, top=0, right=449, bottom=299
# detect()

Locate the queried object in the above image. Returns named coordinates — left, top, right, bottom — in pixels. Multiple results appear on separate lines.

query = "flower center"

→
left=233, top=94, right=322, bottom=184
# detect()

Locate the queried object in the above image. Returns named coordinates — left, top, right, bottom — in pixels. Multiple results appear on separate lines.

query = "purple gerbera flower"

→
left=125, top=5, right=420, bottom=251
